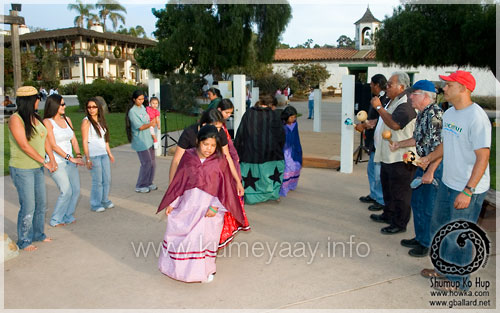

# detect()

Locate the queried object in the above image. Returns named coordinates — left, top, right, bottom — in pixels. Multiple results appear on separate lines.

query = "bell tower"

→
left=354, top=6, right=381, bottom=50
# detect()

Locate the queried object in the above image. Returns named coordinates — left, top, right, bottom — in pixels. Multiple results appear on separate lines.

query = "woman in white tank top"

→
left=81, top=98, right=115, bottom=212
left=43, top=94, right=84, bottom=227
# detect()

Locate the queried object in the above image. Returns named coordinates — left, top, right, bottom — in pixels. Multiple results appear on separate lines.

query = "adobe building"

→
left=273, top=7, right=498, bottom=97
left=5, top=24, right=156, bottom=86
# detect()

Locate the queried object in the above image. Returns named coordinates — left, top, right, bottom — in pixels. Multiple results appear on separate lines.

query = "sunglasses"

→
left=87, top=106, right=98, bottom=109
left=60, top=103, right=66, bottom=106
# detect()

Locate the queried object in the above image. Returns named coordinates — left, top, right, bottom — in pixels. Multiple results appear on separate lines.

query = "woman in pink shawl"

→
left=157, top=125, right=245, bottom=283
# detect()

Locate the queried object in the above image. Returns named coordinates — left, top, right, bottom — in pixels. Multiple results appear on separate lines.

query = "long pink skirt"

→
left=158, top=188, right=225, bottom=283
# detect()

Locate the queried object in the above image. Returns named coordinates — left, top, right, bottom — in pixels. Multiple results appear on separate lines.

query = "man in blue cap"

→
left=388, top=80, right=443, bottom=257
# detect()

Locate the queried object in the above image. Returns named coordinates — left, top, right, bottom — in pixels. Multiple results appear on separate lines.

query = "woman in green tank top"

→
left=8, top=86, right=57, bottom=252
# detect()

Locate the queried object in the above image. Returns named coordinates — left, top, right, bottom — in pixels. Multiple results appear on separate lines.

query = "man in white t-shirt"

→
left=419, top=70, right=491, bottom=291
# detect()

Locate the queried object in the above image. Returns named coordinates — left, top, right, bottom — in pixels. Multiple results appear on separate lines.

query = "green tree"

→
left=376, top=3, right=496, bottom=75
left=336, top=35, right=355, bottom=48
left=96, top=0, right=127, bottom=31
left=67, top=0, right=95, bottom=28
left=36, top=51, right=60, bottom=88
left=276, top=42, right=290, bottom=49
left=291, top=63, right=330, bottom=92
left=4, top=48, right=37, bottom=89
left=137, top=2, right=292, bottom=80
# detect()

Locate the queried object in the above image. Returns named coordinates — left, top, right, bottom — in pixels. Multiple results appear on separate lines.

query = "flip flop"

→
left=420, top=268, right=444, bottom=279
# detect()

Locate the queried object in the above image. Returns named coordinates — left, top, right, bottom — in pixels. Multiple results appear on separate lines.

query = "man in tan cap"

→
left=419, top=71, right=491, bottom=291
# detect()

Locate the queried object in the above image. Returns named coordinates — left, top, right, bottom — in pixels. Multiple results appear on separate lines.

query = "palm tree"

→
left=96, top=0, right=127, bottom=31
left=86, top=13, right=101, bottom=29
left=117, top=25, right=147, bottom=38
left=130, top=25, right=146, bottom=38
left=67, top=0, right=95, bottom=28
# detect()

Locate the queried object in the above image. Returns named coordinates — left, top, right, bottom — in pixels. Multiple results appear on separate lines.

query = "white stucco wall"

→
left=273, top=61, right=499, bottom=97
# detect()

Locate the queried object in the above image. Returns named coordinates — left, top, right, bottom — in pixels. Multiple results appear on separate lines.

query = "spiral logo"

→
left=430, top=220, right=490, bottom=275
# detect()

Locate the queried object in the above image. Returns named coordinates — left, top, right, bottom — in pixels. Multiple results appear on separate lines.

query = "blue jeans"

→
left=136, top=147, right=156, bottom=188
left=308, top=100, right=314, bottom=118
left=367, top=151, right=384, bottom=205
left=410, top=163, right=443, bottom=247
left=431, top=183, right=487, bottom=290
left=10, top=166, right=48, bottom=249
left=49, top=161, right=80, bottom=226
left=90, top=154, right=113, bottom=211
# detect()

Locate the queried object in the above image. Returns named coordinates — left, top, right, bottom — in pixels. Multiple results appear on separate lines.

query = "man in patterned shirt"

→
left=388, top=80, right=443, bottom=257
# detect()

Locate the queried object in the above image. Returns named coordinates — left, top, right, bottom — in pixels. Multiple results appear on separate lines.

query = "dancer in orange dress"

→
left=217, top=99, right=250, bottom=248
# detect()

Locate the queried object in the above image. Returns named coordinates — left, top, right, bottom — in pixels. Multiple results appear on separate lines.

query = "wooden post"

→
left=9, top=10, right=22, bottom=92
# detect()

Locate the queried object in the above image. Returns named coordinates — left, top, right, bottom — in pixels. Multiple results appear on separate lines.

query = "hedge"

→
left=76, top=79, right=147, bottom=112
left=60, top=82, right=83, bottom=95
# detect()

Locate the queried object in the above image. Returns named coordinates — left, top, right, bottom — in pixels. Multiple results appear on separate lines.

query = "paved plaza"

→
left=2, top=98, right=496, bottom=310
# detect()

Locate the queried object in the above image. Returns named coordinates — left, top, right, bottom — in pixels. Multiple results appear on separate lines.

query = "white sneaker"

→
left=148, top=184, right=158, bottom=191
left=95, top=207, right=105, bottom=213
left=105, top=203, right=115, bottom=209
left=135, top=187, right=150, bottom=193
left=203, top=274, right=215, bottom=283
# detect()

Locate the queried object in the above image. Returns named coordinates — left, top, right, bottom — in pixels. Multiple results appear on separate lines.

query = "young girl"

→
left=43, top=94, right=84, bottom=227
left=217, top=99, right=250, bottom=248
left=157, top=125, right=246, bottom=283
left=146, top=97, right=160, bottom=149
left=81, top=98, right=115, bottom=213
left=279, top=106, right=302, bottom=197
left=169, top=109, right=244, bottom=198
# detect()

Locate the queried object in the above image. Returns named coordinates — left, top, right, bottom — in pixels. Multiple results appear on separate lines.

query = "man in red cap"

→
left=419, top=70, right=491, bottom=291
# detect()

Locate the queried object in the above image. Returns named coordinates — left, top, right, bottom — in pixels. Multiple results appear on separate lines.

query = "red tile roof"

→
left=274, top=48, right=376, bottom=62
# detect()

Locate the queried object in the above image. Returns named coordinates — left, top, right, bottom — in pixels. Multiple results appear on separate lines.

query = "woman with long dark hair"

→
left=126, top=90, right=156, bottom=193
left=82, top=98, right=115, bottom=212
left=216, top=99, right=250, bottom=248
left=9, top=86, right=57, bottom=251
left=44, top=94, right=84, bottom=227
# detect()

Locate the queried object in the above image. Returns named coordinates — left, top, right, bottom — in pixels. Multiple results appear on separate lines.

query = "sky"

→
left=2, top=0, right=401, bottom=47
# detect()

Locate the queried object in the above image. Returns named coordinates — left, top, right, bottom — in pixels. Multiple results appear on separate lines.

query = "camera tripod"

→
left=161, top=111, right=178, bottom=156
left=354, top=131, right=370, bottom=164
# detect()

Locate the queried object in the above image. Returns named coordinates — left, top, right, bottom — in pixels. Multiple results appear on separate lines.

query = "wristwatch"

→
left=465, top=185, right=476, bottom=193
left=376, top=105, right=382, bottom=110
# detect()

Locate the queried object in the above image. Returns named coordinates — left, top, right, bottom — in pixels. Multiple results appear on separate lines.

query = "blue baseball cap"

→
left=411, top=80, right=436, bottom=93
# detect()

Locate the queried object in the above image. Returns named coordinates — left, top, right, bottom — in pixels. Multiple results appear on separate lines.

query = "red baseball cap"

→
left=439, top=70, right=476, bottom=92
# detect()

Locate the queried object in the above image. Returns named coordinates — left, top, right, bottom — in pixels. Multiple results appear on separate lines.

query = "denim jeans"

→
left=410, top=163, right=443, bottom=248
left=367, top=151, right=384, bottom=205
left=90, top=154, right=113, bottom=211
left=49, top=160, right=80, bottom=226
left=308, top=100, right=314, bottom=118
left=136, top=147, right=156, bottom=188
left=10, top=166, right=48, bottom=249
left=431, top=183, right=487, bottom=290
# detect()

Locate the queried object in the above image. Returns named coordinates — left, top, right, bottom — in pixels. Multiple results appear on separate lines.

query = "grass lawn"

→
left=2, top=106, right=198, bottom=175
